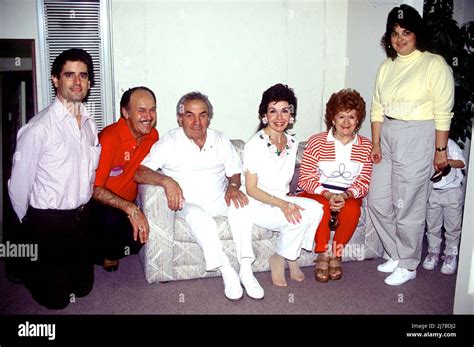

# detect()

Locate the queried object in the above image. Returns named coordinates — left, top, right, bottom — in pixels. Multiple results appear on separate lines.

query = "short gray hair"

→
left=176, top=91, right=214, bottom=119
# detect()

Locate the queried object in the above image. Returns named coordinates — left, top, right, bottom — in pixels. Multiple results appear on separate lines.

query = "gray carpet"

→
left=0, top=250, right=456, bottom=315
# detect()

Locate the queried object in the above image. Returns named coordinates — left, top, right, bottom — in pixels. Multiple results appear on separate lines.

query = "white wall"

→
left=111, top=0, right=348, bottom=142
left=345, top=0, right=423, bottom=139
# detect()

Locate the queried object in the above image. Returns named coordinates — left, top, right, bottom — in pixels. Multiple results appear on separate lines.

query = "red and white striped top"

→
left=298, top=131, right=373, bottom=198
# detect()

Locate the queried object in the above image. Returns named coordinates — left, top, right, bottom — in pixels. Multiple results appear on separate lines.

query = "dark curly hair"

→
left=51, top=48, right=94, bottom=89
left=382, top=4, right=428, bottom=60
left=325, top=89, right=366, bottom=133
left=257, top=83, right=297, bottom=131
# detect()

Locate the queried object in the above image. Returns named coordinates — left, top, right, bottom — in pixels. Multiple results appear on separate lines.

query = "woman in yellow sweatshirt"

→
left=368, top=4, right=454, bottom=286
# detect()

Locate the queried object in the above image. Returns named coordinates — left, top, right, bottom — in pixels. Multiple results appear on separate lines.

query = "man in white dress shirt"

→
left=135, top=91, right=264, bottom=300
left=8, top=48, right=100, bottom=309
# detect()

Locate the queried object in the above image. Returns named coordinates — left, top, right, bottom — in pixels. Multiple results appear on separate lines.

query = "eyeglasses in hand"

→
left=329, top=210, right=339, bottom=230
left=430, top=164, right=451, bottom=183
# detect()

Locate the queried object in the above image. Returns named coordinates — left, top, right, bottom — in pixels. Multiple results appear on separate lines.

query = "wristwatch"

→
left=436, top=147, right=447, bottom=152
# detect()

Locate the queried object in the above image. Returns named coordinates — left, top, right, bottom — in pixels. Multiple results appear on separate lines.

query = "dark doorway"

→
left=0, top=39, right=37, bottom=243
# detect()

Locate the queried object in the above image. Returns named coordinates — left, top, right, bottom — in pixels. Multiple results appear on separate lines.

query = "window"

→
left=38, top=0, right=113, bottom=129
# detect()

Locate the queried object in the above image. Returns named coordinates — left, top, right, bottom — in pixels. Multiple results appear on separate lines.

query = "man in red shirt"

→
left=92, top=86, right=158, bottom=271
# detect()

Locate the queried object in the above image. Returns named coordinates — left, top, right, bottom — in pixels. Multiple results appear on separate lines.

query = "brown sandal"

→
left=329, top=257, right=342, bottom=280
left=314, top=254, right=330, bottom=283
left=103, top=259, right=119, bottom=272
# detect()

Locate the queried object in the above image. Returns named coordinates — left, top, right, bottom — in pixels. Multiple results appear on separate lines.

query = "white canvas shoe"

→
left=422, top=253, right=440, bottom=270
left=440, top=255, right=457, bottom=275
left=377, top=258, right=399, bottom=273
left=384, top=267, right=416, bottom=286
left=220, top=265, right=243, bottom=301
left=239, top=269, right=264, bottom=300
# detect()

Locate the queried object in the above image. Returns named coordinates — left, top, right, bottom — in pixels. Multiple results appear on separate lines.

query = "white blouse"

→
left=317, top=131, right=362, bottom=192
left=243, top=130, right=298, bottom=199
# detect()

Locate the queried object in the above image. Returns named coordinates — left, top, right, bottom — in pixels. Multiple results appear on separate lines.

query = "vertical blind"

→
left=43, top=0, right=105, bottom=130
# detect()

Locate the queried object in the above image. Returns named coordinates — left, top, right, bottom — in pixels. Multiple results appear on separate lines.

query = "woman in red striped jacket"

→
left=298, top=89, right=373, bottom=282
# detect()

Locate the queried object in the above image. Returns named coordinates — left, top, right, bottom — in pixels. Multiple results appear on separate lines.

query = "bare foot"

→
left=287, top=259, right=305, bottom=282
left=269, top=254, right=287, bottom=287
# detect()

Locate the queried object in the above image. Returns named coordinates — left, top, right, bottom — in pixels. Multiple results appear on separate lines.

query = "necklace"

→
left=259, top=130, right=295, bottom=157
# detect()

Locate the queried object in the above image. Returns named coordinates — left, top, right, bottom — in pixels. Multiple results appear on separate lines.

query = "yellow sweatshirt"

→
left=371, top=49, right=454, bottom=131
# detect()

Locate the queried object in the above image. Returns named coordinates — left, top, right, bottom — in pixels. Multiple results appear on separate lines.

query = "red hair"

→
left=325, top=89, right=366, bottom=132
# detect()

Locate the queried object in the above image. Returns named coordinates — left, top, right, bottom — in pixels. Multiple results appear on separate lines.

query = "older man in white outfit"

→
left=135, top=91, right=264, bottom=301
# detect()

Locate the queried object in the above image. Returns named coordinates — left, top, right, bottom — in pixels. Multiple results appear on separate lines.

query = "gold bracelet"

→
left=128, top=206, right=140, bottom=219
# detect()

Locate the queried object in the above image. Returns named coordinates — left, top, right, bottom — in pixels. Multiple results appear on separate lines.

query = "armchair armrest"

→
left=137, top=184, right=175, bottom=283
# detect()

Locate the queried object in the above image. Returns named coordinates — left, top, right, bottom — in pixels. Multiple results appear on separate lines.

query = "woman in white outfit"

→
left=228, top=84, right=323, bottom=287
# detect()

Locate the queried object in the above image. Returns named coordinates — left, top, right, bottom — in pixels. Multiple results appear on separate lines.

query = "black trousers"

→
left=3, top=196, right=24, bottom=284
left=20, top=203, right=94, bottom=310
left=91, top=200, right=142, bottom=263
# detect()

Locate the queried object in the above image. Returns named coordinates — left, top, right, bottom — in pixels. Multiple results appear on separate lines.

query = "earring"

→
left=289, top=117, right=295, bottom=124
left=262, top=116, right=268, bottom=125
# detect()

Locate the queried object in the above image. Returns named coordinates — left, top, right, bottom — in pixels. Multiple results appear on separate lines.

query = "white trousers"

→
left=426, top=187, right=464, bottom=256
left=176, top=197, right=231, bottom=271
left=227, top=196, right=323, bottom=261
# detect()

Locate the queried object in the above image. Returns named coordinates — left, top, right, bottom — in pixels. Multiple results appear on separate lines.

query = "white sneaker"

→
left=377, top=258, right=399, bottom=273
left=384, top=267, right=416, bottom=286
left=220, top=265, right=243, bottom=301
left=239, top=269, right=264, bottom=300
left=422, top=253, right=439, bottom=270
left=440, top=255, right=457, bottom=275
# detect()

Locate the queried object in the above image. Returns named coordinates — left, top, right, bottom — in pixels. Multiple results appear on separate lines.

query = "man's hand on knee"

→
left=225, top=186, right=249, bottom=208
left=128, top=207, right=150, bottom=243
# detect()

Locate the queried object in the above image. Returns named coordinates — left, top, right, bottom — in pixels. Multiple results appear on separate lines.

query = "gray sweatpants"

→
left=426, top=187, right=464, bottom=256
left=368, top=118, right=434, bottom=270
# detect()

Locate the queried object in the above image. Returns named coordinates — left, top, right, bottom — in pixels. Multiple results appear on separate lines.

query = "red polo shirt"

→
left=94, top=117, right=159, bottom=201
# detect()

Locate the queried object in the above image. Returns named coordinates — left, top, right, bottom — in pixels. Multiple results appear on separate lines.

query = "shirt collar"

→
left=117, top=117, right=134, bottom=141
left=178, top=127, right=213, bottom=149
left=51, top=97, right=92, bottom=125
left=117, top=117, right=154, bottom=144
